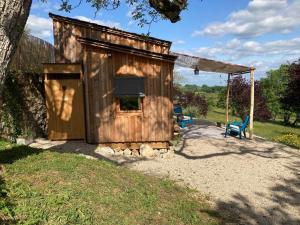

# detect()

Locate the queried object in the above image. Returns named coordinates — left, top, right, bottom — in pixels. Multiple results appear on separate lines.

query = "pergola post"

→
left=249, top=68, right=255, bottom=139
left=225, top=73, right=231, bottom=125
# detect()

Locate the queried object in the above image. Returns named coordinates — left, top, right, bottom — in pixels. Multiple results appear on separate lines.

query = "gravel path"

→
left=128, top=125, right=300, bottom=225
left=31, top=124, right=300, bottom=225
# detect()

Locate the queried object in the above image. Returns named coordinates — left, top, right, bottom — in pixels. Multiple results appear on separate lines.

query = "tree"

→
left=0, top=0, right=32, bottom=94
left=0, top=0, right=187, bottom=96
left=260, top=64, right=289, bottom=120
left=231, top=76, right=271, bottom=121
left=281, top=60, right=300, bottom=126
left=173, top=87, right=208, bottom=117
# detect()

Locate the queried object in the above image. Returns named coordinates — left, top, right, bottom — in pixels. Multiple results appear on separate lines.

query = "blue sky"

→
left=28, top=0, right=300, bottom=86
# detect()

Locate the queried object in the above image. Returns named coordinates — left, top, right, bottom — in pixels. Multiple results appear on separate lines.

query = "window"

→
left=113, top=77, right=145, bottom=97
left=47, top=73, right=81, bottom=80
left=119, top=96, right=141, bottom=111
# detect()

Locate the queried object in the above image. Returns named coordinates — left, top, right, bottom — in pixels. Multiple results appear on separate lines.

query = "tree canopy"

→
left=58, top=0, right=188, bottom=27
left=260, top=64, right=289, bottom=120
left=0, top=0, right=188, bottom=95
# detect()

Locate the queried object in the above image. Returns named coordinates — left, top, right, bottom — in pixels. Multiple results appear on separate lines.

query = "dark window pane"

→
left=119, top=97, right=140, bottom=111
left=114, top=77, right=145, bottom=97
left=47, top=73, right=80, bottom=80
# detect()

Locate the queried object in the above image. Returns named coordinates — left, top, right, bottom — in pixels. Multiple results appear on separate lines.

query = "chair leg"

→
left=225, top=128, right=228, bottom=137
left=239, top=132, right=242, bottom=139
left=243, top=130, right=246, bottom=138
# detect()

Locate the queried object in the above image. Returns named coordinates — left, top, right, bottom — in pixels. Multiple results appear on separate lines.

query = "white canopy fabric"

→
left=172, top=52, right=253, bottom=74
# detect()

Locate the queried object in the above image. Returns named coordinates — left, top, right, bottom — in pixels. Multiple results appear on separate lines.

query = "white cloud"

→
left=74, top=16, right=121, bottom=29
left=196, top=37, right=300, bottom=60
left=193, top=0, right=300, bottom=38
left=193, top=37, right=300, bottom=77
left=26, top=15, right=53, bottom=39
left=25, top=14, right=121, bottom=41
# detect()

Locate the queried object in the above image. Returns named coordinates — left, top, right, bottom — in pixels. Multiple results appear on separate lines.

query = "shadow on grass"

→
left=0, top=144, right=44, bottom=224
left=0, top=143, right=157, bottom=224
left=1, top=140, right=153, bottom=168
left=0, top=145, right=42, bottom=164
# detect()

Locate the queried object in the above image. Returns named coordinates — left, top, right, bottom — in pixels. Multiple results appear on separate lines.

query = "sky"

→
left=28, top=0, right=300, bottom=86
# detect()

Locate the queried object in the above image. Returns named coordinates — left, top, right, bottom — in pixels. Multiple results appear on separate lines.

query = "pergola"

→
left=172, top=52, right=256, bottom=139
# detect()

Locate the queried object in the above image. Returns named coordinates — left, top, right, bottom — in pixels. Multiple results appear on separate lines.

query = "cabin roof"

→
left=49, top=13, right=172, bottom=47
left=77, top=37, right=177, bottom=62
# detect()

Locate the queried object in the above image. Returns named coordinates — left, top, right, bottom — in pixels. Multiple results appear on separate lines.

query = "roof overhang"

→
left=172, top=52, right=254, bottom=75
left=78, top=37, right=177, bottom=63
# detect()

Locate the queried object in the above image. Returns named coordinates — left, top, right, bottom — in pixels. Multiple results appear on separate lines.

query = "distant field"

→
left=206, top=108, right=300, bottom=141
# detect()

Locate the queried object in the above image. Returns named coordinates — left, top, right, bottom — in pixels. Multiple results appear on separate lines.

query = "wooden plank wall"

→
left=52, top=19, right=174, bottom=144
left=84, top=46, right=173, bottom=143
left=53, top=19, right=170, bottom=64
left=44, top=64, right=85, bottom=140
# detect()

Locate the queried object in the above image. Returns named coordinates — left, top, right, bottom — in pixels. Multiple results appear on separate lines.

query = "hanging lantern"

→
left=194, top=67, right=199, bottom=75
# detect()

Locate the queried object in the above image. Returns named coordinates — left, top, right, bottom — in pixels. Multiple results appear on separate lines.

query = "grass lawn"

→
left=0, top=140, right=221, bottom=225
left=206, top=108, right=300, bottom=141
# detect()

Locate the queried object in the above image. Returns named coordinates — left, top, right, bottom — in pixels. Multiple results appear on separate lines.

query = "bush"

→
left=273, top=133, right=300, bottom=149
left=173, top=87, right=208, bottom=117
left=183, top=106, right=200, bottom=118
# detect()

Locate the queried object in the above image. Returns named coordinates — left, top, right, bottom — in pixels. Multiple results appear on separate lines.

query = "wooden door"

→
left=45, top=73, right=85, bottom=140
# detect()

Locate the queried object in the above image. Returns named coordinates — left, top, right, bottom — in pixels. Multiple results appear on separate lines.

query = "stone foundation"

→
left=96, top=144, right=175, bottom=159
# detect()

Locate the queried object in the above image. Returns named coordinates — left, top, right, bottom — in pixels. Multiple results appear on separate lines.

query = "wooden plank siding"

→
left=49, top=14, right=175, bottom=144
left=51, top=15, right=171, bottom=64
left=44, top=64, right=85, bottom=141
left=83, top=46, right=173, bottom=144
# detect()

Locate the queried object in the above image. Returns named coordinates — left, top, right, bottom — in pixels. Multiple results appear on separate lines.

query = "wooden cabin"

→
left=43, top=13, right=177, bottom=149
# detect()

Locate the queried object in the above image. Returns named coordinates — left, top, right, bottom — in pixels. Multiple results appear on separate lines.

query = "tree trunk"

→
left=283, top=112, right=291, bottom=125
left=0, top=0, right=32, bottom=94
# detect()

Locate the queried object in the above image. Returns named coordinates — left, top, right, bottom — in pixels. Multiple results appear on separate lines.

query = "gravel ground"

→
left=128, top=125, right=300, bottom=225
left=31, top=124, right=300, bottom=225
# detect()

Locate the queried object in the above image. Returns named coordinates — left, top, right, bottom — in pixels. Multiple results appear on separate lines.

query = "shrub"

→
left=183, top=106, right=200, bottom=118
left=173, top=87, right=208, bottom=117
left=273, top=133, right=300, bottom=149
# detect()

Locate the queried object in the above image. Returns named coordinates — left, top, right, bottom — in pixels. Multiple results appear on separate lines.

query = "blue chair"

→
left=225, top=116, right=250, bottom=139
left=173, top=106, right=193, bottom=128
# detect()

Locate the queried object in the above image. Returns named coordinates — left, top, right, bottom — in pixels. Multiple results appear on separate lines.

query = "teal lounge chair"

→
left=173, top=106, right=193, bottom=128
left=225, top=116, right=250, bottom=139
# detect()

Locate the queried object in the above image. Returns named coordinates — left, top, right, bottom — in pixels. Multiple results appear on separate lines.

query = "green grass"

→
left=206, top=108, right=300, bottom=142
left=0, top=140, right=221, bottom=225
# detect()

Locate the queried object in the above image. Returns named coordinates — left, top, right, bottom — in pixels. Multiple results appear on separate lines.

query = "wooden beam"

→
left=77, top=37, right=177, bottom=63
left=225, top=73, right=231, bottom=125
left=249, top=68, right=255, bottom=139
